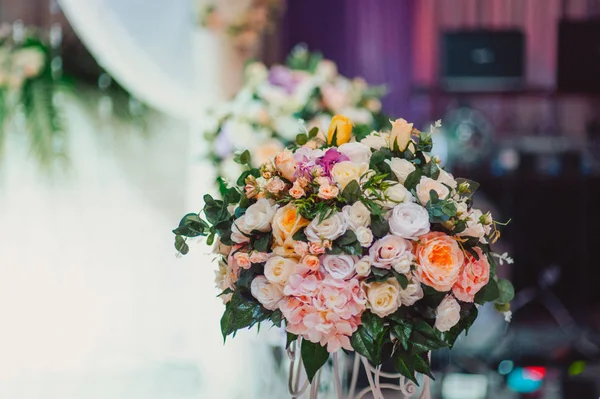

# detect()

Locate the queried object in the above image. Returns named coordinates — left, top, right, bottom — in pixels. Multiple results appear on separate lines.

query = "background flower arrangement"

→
left=174, top=114, right=514, bottom=383
left=205, top=46, right=388, bottom=187
left=0, top=23, right=66, bottom=167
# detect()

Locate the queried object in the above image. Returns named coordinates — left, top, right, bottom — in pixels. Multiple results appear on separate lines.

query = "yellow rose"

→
left=327, top=114, right=353, bottom=145
left=362, top=278, right=401, bottom=318
left=389, top=118, right=413, bottom=151
left=331, top=161, right=369, bottom=189
left=271, top=204, right=309, bottom=257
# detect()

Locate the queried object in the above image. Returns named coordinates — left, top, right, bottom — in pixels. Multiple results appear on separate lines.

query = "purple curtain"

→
left=283, top=0, right=415, bottom=117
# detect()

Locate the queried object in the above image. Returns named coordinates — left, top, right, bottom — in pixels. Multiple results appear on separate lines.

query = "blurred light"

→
left=507, top=367, right=544, bottom=393
left=498, top=360, right=514, bottom=375
left=524, top=366, right=546, bottom=380
left=568, top=360, right=586, bottom=376
left=442, top=373, right=488, bottom=399
left=498, top=148, right=520, bottom=171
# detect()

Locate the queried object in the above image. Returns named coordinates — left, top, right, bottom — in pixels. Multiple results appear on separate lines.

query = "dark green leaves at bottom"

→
left=390, top=319, right=412, bottom=350
left=301, top=340, right=329, bottom=382
left=393, top=348, right=418, bottom=384
left=220, top=292, right=270, bottom=341
left=350, top=311, right=387, bottom=365
left=444, top=305, right=478, bottom=348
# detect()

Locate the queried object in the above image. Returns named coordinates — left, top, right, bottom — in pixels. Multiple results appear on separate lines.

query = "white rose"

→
left=342, top=201, right=371, bottom=231
left=362, top=278, right=401, bottom=318
left=264, top=256, right=298, bottom=285
left=386, top=158, right=416, bottom=184
left=231, top=215, right=250, bottom=244
left=305, top=212, right=348, bottom=242
left=251, top=276, right=284, bottom=310
left=321, top=255, right=357, bottom=280
left=355, top=226, right=374, bottom=247
left=458, top=209, right=487, bottom=240
left=392, top=252, right=412, bottom=274
left=456, top=201, right=469, bottom=217
left=355, top=257, right=372, bottom=277
left=437, top=169, right=458, bottom=190
left=415, top=176, right=450, bottom=204
left=331, top=161, right=369, bottom=189
left=434, top=295, right=461, bottom=332
left=369, top=235, right=414, bottom=269
left=338, top=142, right=372, bottom=164
left=382, top=183, right=414, bottom=208
left=389, top=203, right=431, bottom=239
left=399, top=275, right=424, bottom=306
left=361, top=132, right=389, bottom=150
left=244, top=199, right=277, bottom=232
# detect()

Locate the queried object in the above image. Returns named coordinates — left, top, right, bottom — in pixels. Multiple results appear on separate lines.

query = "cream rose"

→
left=361, top=132, right=389, bottom=150
left=342, top=201, right=371, bottom=231
left=382, top=183, right=413, bottom=208
left=458, top=209, right=491, bottom=242
left=386, top=158, right=416, bottom=184
left=305, top=212, right=347, bottom=242
left=251, top=276, right=284, bottom=310
left=321, top=255, right=357, bottom=280
left=355, top=257, right=372, bottom=277
left=389, top=202, right=430, bottom=239
left=356, top=226, right=374, bottom=247
left=434, top=295, right=461, bottom=332
left=231, top=215, right=250, bottom=244
left=318, top=184, right=340, bottom=200
left=264, top=256, right=298, bottom=285
left=389, top=118, right=413, bottom=151
left=331, top=161, right=369, bottom=189
left=362, top=278, right=401, bottom=318
left=415, top=232, right=464, bottom=292
left=437, top=169, right=457, bottom=190
left=392, top=252, right=412, bottom=274
left=338, top=142, right=372, bottom=164
left=416, top=176, right=450, bottom=204
left=244, top=198, right=277, bottom=232
left=369, top=235, right=413, bottom=270
left=399, top=275, right=424, bottom=306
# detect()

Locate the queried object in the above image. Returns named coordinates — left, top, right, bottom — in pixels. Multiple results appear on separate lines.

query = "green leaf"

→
left=239, top=150, right=251, bottom=166
left=441, top=200, right=457, bottom=217
left=308, top=127, right=319, bottom=139
left=474, top=278, right=500, bottom=304
left=206, top=232, right=216, bottom=246
left=414, top=351, right=434, bottom=379
left=174, top=235, right=189, bottom=255
left=341, top=241, right=363, bottom=256
left=296, top=133, right=308, bottom=145
left=301, top=340, right=329, bottom=382
left=236, top=269, right=254, bottom=289
left=270, top=310, right=283, bottom=328
left=455, top=178, right=480, bottom=199
left=337, top=230, right=358, bottom=246
left=390, top=319, right=412, bottom=350
left=220, top=292, right=270, bottom=340
left=331, top=127, right=338, bottom=146
left=422, top=160, right=440, bottom=179
left=252, top=234, right=271, bottom=253
left=444, top=305, right=478, bottom=348
left=370, top=215, right=389, bottom=238
left=342, top=180, right=361, bottom=203
left=391, top=270, right=409, bottom=289
left=411, top=321, right=448, bottom=352
left=223, top=189, right=241, bottom=205
left=403, top=169, right=422, bottom=191
left=286, top=332, right=298, bottom=349
left=292, top=228, right=308, bottom=242
left=350, top=311, right=387, bottom=365
left=393, top=348, right=417, bottom=384
left=496, top=279, right=515, bottom=305
left=371, top=267, right=389, bottom=280
left=172, top=213, right=209, bottom=237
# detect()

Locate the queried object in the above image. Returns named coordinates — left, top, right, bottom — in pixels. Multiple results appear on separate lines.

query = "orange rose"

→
left=327, top=115, right=353, bottom=145
left=452, top=247, right=490, bottom=302
left=274, top=149, right=298, bottom=182
left=271, top=204, right=309, bottom=257
left=415, top=232, right=464, bottom=292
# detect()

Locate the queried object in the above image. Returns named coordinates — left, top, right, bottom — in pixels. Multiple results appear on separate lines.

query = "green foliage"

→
left=220, top=291, right=271, bottom=341
left=350, top=311, right=388, bottom=365
left=370, top=215, right=389, bottom=238
left=341, top=180, right=360, bottom=203
left=301, top=340, right=329, bottom=382
left=474, top=278, right=500, bottom=304
left=403, top=169, right=422, bottom=191
left=422, top=160, right=440, bottom=180
left=172, top=213, right=209, bottom=237
left=444, top=305, right=478, bottom=348
left=174, top=235, right=189, bottom=255
left=455, top=178, right=480, bottom=199
left=496, top=279, right=515, bottom=305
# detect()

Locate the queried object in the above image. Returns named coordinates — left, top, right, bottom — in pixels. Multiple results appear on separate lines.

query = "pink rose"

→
left=233, top=252, right=251, bottom=269
left=452, top=247, right=490, bottom=302
left=369, top=235, right=413, bottom=270
left=321, top=255, right=357, bottom=280
left=249, top=251, right=268, bottom=264
left=318, top=184, right=340, bottom=200
left=301, top=255, right=321, bottom=272
left=309, top=241, right=327, bottom=255
left=294, top=241, right=309, bottom=257
left=274, top=149, right=297, bottom=182
left=266, top=177, right=286, bottom=194
left=415, top=232, right=464, bottom=292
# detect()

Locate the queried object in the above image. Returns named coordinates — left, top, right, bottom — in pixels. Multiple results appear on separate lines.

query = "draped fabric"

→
left=282, top=0, right=415, bottom=117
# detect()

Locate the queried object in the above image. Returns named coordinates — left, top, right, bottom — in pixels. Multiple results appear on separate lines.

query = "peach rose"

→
left=233, top=252, right=251, bottom=269
left=274, top=149, right=298, bottom=182
left=294, top=241, right=309, bottom=257
left=271, top=204, right=309, bottom=257
left=301, top=255, right=321, bottom=272
left=416, top=176, right=450, bottom=205
left=289, top=181, right=306, bottom=199
left=309, top=241, right=327, bottom=255
left=415, top=232, right=464, bottom=292
left=249, top=251, right=269, bottom=264
left=452, top=247, right=490, bottom=302
left=266, top=177, right=286, bottom=194
left=362, top=278, right=401, bottom=318
left=318, top=184, right=340, bottom=200
left=264, top=256, right=298, bottom=285
left=327, top=114, right=353, bottom=145
left=389, top=118, right=413, bottom=151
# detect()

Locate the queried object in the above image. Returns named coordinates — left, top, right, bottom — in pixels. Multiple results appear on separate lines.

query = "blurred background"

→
left=0, top=0, right=599, bottom=398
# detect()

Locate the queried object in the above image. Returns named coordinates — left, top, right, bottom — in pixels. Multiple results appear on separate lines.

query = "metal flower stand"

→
left=287, top=339, right=431, bottom=399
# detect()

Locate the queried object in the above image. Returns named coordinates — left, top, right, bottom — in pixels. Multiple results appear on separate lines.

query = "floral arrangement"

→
left=206, top=47, right=387, bottom=186
left=173, top=114, right=514, bottom=383
left=199, top=0, right=284, bottom=52
left=0, top=22, right=65, bottom=167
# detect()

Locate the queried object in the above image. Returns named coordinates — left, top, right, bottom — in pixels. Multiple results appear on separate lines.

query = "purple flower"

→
left=268, top=65, right=298, bottom=94
left=316, top=149, right=349, bottom=177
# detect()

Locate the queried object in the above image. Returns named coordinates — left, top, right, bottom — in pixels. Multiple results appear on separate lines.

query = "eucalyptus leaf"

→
left=496, top=279, right=515, bottom=304
left=342, top=180, right=361, bottom=203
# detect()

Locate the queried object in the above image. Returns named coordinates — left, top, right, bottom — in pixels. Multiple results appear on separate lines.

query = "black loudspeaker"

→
left=441, top=30, right=525, bottom=92
left=557, top=21, right=600, bottom=94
